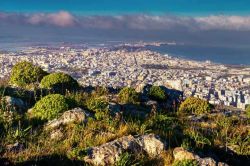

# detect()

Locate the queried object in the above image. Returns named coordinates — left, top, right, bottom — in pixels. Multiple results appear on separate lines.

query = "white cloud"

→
left=28, top=11, right=76, bottom=27
left=1, top=11, right=250, bottom=31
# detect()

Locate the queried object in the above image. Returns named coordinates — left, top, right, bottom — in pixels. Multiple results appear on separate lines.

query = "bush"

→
left=86, top=97, right=108, bottom=112
left=246, top=105, right=250, bottom=118
left=178, top=97, right=212, bottom=115
left=40, top=72, right=78, bottom=91
left=10, top=61, right=47, bottom=87
left=172, top=159, right=198, bottom=166
left=118, top=87, right=139, bottom=104
left=148, top=86, right=166, bottom=101
left=31, top=94, right=69, bottom=120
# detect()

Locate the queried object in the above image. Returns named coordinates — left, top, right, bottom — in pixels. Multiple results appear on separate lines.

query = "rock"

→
left=1, top=96, right=26, bottom=111
left=108, top=102, right=121, bottom=115
left=136, top=134, right=164, bottom=157
left=188, top=114, right=207, bottom=122
left=218, top=162, right=229, bottom=166
left=198, top=157, right=217, bottom=166
left=84, top=134, right=165, bottom=165
left=173, top=147, right=229, bottom=166
left=50, top=128, right=64, bottom=140
left=84, top=135, right=139, bottom=165
left=145, top=100, right=158, bottom=106
left=123, top=104, right=149, bottom=118
left=173, top=147, right=196, bottom=160
left=6, top=142, right=24, bottom=152
left=46, top=108, right=91, bottom=129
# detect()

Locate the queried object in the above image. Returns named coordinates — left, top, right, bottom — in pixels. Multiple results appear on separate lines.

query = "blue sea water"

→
left=146, top=44, right=250, bottom=66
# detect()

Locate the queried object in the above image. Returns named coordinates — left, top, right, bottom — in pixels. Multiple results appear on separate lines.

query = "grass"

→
left=0, top=77, right=249, bottom=165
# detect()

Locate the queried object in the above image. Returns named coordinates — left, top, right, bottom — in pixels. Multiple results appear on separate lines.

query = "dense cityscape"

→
left=1, top=44, right=250, bottom=110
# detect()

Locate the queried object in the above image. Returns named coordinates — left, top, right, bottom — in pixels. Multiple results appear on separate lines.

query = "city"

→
left=1, top=44, right=250, bottom=110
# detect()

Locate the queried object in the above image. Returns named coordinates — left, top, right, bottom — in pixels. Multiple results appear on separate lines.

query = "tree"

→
left=148, top=86, right=167, bottom=101
left=40, top=72, right=78, bottom=92
left=118, top=87, right=139, bottom=104
left=10, top=61, right=47, bottom=87
left=31, top=94, right=69, bottom=120
left=178, top=97, right=212, bottom=115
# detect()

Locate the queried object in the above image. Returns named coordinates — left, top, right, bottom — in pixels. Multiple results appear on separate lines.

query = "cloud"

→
left=1, top=11, right=250, bottom=31
left=195, top=15, right=250, bottom=30
left=28, top=11, right=76, bottom=27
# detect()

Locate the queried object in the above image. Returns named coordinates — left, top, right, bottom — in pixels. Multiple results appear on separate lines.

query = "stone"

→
left=84, top=134, right=165, bottom=165
left=6, top=142, right=24, bottom=152
left=145, top=100, right=158, bottom=106
left=173, top=147, right=196, bottom=160
left=218, top=162, right=229, bottom=166
left=198, top=157, right=216, bottom=166
left=173, top=147, right=229, bottom=166
left=50, top=128, right=64, bottom=140
left=136, top=134, right=164, bottom=157
left=1, top=96, right=26, bottom=111
left=84, top=135, right=139, bottom=165
left=108, top=102, right=121, bottom=115
left=46, top=108, right=91, bottom=129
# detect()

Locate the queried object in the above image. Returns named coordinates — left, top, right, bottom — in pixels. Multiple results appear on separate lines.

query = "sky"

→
left=1, top=0, right=250, bottom=15
left=1, top=0, right=250, bottom=52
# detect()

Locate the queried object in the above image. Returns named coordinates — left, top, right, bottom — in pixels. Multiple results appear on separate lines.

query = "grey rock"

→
left=173, top=147, right=196, bottom=160
left=1, top=96, right=26, bottom=111
left=198, top=157, right=217, bottom=166
left=108, top=102, right=121, bottom=115
left=50, top=128, right=64, bottom=140
left=84, top=134, right=165, bottom=165
left=173, top=147, right=229, bottom=166
left=136, top=134, right=164, bottom=157
left=6, top=142, right=24, bottom=152
left=46, top=108, right=91, bottom=129
left=145, top=100, right=158, bottom=106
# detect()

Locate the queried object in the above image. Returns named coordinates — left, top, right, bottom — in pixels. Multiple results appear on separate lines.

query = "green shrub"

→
left=178, top=97, right=212, bottom=115
left=10, top=61, right=47, bottom=87
left=40, top=72, right=78, bottom=90
left=92, top=86, right=109, bottom=97
left=172, top=159, right=198, bottom=166
left=118, top=87, right=139, bottom=104
left=246, top=105, right=250, bottom=118
left=31, top=94, right=69, bottom=120
left=86, top=97, right=108, bottom=112
left=148, top=86, right=166, bottom=101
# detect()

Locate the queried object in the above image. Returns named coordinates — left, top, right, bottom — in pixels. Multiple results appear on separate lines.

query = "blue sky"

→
left=1, top=0, right=250, bottom=16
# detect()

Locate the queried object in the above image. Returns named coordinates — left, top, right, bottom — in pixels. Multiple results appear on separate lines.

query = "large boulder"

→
left=84, top=134, right=165, bottom=165
left=1, top=96, right=26, bottom=111
left=45, top=108, right=91, bottom=129
left=136, top=134, right=164, bottom=157
left=84, top=135, right=138, bottom=165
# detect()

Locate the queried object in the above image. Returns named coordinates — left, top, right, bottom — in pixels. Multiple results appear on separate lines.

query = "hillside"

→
left=0, top=61, right=249, bottom=166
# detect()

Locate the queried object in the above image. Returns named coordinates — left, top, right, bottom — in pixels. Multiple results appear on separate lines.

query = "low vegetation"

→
left=178, top=97, right=212, bottom=115
left=30, top=94, right=70, bottom=120
left=148, top=86, right=167, bottom=101
left=9, top=61, right=47, bottom=87
left=0, top=62, right=249, bottom=165
left=40, top=72, right=78, bottom=91
left=118, top=87, right=139, bottom=104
